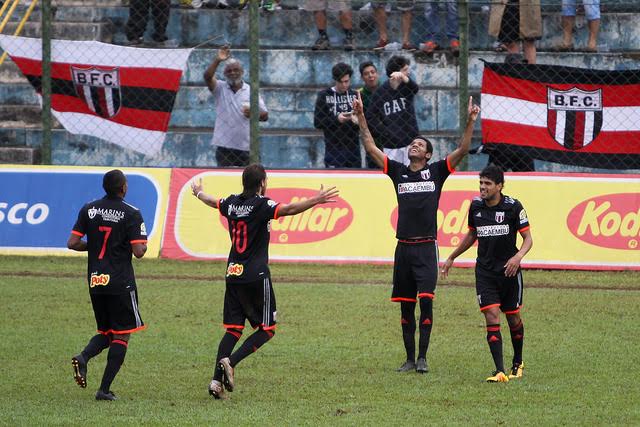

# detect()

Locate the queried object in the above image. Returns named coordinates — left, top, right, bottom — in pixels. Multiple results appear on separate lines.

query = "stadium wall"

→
left=1, top=165, right=638, bottom=270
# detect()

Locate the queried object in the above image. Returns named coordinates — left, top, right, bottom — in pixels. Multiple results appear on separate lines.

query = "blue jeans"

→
left=423, top=1, right=459, bottom=42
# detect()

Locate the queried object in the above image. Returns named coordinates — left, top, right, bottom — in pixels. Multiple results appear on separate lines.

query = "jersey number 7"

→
left=98, top=226, right=112, bottom=259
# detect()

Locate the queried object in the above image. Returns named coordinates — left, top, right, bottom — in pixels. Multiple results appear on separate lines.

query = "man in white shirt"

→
left=204, top=46, right=269, bottom=167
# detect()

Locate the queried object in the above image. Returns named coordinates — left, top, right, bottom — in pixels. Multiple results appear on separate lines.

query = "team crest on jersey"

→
left=420, top=170, right=431, bottom=180
left=140, top=222, right=147, bottom=236
left=90, top=273, right=110, bottom=288
left=88, top=207, right=97, bottom=219
left=495, top=211, right=505, bottom=223
left=226, top=263, right=244, bottom=277
left=72, top=66, right=122, bottom=119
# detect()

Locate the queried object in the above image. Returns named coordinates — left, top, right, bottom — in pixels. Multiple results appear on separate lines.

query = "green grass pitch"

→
left=0, top=255, right=638, bottom=425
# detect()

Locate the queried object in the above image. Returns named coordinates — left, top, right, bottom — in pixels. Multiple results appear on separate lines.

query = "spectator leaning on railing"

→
left=314, top=62, right=361, bottom=168
left=365, top=55, right=419, bottom=166
left=203, top=46, right=269, bottom=167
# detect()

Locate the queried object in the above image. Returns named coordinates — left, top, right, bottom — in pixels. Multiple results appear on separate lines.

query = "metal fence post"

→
left=458, top=0, right=470, bottom=171
left=41, top=0, right=52, bottom=164
left=248, top=0, right=260, bottom=164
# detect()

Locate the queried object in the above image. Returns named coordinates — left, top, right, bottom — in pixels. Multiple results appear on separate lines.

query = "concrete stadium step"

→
left=0, top=146, right=40, bottom=164
left=1, top=21, right=113, bottom=42
left=0, top=105, right=42, bottom=128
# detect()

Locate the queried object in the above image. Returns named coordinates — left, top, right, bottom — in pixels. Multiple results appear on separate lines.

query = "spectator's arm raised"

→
left=203, top=45, right=231, bottom=92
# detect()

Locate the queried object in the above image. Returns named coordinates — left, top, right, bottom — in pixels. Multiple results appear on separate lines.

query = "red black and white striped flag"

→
left=481, top=62, right=640, bottom=169
left=0, top=35, right=192, bottom=156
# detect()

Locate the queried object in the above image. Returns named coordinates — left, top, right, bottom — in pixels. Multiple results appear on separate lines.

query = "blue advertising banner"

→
left=0, top=169, right=162, bottom=251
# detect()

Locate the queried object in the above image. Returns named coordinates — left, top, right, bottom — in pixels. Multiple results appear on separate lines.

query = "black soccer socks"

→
left=99, top=339, right=127, bottom=393
left=486, top=324, right=504, bottom=373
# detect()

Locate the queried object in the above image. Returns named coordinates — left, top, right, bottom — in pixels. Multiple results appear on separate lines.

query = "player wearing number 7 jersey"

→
left=67, top=169, right=148, bottom=401
left=191, top=163, right=339, bottom=399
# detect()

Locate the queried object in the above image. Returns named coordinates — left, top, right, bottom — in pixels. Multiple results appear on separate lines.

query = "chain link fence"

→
left=0, top=0, right=638, bottom=171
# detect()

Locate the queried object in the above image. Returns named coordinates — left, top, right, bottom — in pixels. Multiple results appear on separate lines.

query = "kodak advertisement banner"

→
left=162, top=169, right=639, bottom=270
left=0, top=165, right=171, bottom=257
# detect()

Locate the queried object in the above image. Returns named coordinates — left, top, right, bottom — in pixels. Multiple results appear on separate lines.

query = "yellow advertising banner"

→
left=166, top=170, right=640, bottom=270
left=0, top=165, right=171, bottom=257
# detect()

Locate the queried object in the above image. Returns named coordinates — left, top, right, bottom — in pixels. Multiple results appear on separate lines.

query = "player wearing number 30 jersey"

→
left=67, top=169, right=148, bottom=401
left=191, top=164, right=339, bottom=399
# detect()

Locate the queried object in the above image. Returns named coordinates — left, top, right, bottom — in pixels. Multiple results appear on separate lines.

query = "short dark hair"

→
left=103, top=169, right=126, bottom=197
left=413, top=135, right=433, bottom=154
left=386, top=55, right=410, bottom=77
left=242, top=163, right=266, bottom=196
left=332, top=62, right=353, bottom=81
left=479, top=164, right=505, bottom=185
left=359, top=61, right=376, bottom=76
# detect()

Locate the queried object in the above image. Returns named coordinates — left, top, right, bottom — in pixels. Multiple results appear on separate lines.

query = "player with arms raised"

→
left=191, top=164, right=339, bottom=399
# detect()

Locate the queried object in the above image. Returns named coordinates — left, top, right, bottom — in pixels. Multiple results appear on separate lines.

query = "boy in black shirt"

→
left=441, top=165, right=533, bottom=382
left=354, top=92, right=480, bottom=374
left=67, top=169, right=148, bottom=400
left=191, top=164, right=338, bottom=398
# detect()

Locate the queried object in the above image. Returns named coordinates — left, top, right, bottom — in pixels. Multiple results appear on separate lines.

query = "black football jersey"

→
left=467, top=194, right=530, bottom=273
left=218, top=194, right=280, bottom=284
left=385, top=156, right=453, bottom=240
left=72, top=196, right=147, bottom=295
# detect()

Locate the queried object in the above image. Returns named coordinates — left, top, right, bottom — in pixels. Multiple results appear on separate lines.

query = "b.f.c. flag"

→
left=481, top=62, right=640, bottom=169
left=0, top=35, right=192, bottom=156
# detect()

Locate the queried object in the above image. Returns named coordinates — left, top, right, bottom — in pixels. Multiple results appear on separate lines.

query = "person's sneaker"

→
left=402, top=42, right=417, bottom=52
left=218, top=357, right=235, bottom=392
left=449, top=39, right=460, bottom=57
left=508, top=361, right=524, bottom=379
left=373, top=38, right=389, bottom=51
left=312, top=35, right=330, bottom=51
left=71, top=354, right=87, bottom=388
left=95, top=390, right=117, bottom=401
left=396, top=360, right=416, bottom=372
left=415, top=357, right=428, bottom=373
left=343, top=34, right=355, bottom=51
left=125, top=37, right=143, bottom=47
left=486, top=371, right=509, bottom=383
left=421, top=40, right=438, bottom=54
left=208, top=379, right=225, bottom=399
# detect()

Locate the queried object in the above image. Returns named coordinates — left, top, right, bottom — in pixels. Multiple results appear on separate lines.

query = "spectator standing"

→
left=67, top=170, right=148, bottom=401
left=421, top=0, right=460, bottom=56
left=304, top=0, right=355, bottom=51
left=559, top=0, right=600, bottom=52
left=371, top=1, right=416, bottom=51
left=358, top=61, right=382, bottom=168
left=125, top=0, right=171, bottom=46
left=489, top=0, right=542, bottom=64
left=203, top=46, right=269, bottom=167
left=314, top=62, right=361, bottom=168
left=365, top=55, right=419, bottom=165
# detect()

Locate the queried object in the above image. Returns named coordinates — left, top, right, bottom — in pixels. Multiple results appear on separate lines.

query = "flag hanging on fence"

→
left=481, top=62, right=640, bottom=169
left=0, top=35, right=192, bottom=156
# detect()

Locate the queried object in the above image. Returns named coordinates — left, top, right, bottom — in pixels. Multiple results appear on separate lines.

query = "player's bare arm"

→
left=67, top=233, right=87, bottom=252
left=191, top=178, right=220, bottom=210
left=440, top=229, right=477, bottom=278
left=132, top=243, right=147, bottom=259
left=448, top=96, right=481, bottom=169
left=203, top=45, right=231, bottom=92
left=277, top=185, right=339, bottom=217
left=353, top=91, right=385, bottom=168
left=504, top=228, right=533, bottom=277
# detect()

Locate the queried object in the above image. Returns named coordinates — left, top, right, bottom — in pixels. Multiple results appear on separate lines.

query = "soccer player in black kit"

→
left=190, top=164, right=339, bottom=399
left=353, top=92, right=480, bottom=374
left=441, top=165, right=533, bottom=382
left=67, top=169, right=148, bottom=400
